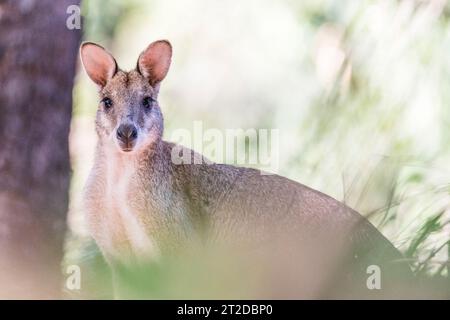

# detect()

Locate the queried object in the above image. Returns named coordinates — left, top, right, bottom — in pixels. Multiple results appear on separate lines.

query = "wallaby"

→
left=80, top=40, right=412, bottom=298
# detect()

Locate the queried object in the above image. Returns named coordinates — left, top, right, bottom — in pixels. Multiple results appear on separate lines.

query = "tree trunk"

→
left=0, top=0, right=80, bottom=298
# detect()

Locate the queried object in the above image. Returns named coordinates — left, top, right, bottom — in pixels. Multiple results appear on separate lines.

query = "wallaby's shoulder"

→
left=159, top=140, right=244, bottom=206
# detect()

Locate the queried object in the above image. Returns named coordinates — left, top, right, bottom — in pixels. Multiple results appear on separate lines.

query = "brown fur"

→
left=80, top=40, right=411, bottom=297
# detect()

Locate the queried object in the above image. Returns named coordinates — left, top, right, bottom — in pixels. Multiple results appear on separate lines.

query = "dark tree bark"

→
left=0, top=0, right=80, bottom=298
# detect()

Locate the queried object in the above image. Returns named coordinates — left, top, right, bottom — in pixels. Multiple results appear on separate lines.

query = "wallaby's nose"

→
left=116, top=124, right=138, bottom=144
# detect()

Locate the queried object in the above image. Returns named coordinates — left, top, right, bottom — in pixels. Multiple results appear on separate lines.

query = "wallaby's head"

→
left=80, top=40, right=172, bottom=154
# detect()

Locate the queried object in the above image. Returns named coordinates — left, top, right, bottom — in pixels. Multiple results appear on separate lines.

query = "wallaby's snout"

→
left=116, top=123, right=138, bottom=152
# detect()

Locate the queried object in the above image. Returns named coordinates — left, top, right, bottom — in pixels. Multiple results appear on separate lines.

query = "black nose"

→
left=116, top=124, right=138, bottom=142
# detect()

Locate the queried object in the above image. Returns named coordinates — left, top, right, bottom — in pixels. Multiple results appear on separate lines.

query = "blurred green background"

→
left=66, top=0, right=449, bottom=297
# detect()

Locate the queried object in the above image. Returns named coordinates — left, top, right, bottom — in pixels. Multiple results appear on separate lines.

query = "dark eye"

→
left=142, top=96, right=154, bottom=110
left=101, top=97, right=113, bottom=110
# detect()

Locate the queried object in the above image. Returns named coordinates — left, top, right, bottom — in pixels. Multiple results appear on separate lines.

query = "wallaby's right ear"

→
left=80, top=42, right=117, bottom=87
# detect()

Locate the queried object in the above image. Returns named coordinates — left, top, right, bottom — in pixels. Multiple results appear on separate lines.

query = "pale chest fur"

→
left=84, top=154, right=159, bottom=263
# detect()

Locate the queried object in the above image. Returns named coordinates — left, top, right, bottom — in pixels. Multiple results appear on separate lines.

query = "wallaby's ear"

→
left=80, top=42, right=117, bottom=87
left=137, top=40, right=172, bottom=86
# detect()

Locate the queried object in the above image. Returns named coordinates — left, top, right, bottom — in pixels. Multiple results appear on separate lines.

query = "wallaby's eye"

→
left=101, top=97, right=113, bottom=110
left=142, top=96, right=154, bottom=110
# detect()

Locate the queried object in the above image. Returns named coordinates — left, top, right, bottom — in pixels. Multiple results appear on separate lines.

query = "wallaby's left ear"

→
left=137, top=40, right=172, bottom=86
